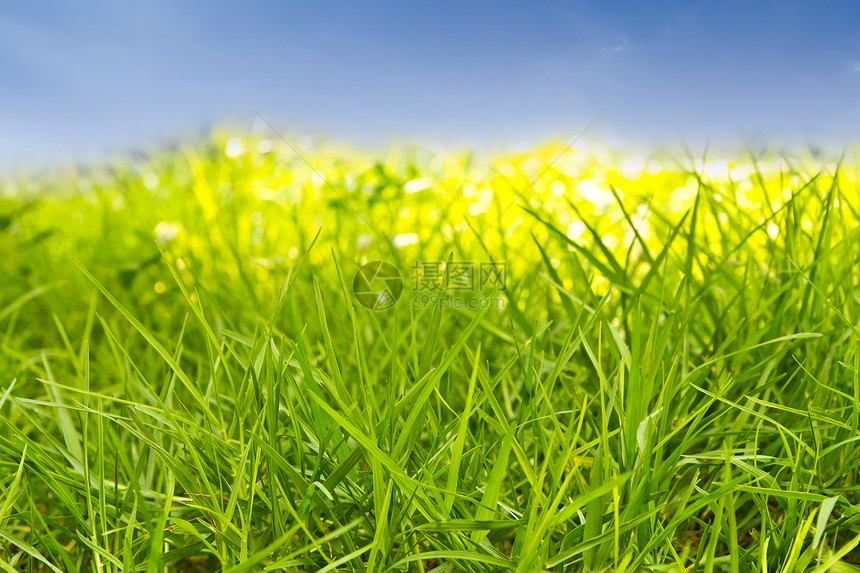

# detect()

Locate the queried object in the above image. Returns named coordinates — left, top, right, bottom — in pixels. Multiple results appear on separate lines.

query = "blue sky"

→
left=2, top=0, right=860, bottom=166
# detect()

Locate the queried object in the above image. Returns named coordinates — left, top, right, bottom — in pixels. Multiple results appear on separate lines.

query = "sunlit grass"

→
left=1, top=132, right=859, bottom=571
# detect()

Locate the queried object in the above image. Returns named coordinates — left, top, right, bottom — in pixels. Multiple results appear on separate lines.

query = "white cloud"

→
left=609, top=37, right=630, bottom=54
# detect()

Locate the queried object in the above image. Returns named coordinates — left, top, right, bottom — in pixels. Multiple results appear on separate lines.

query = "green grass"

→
left=1, top=132, right=859, bottom=572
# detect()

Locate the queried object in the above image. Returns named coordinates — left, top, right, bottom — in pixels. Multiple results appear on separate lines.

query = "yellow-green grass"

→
left=0, top=133, right=859, bottom=571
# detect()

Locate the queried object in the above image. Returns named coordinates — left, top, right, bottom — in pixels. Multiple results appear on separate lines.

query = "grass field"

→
left=1, top=132, right=859, bottom=572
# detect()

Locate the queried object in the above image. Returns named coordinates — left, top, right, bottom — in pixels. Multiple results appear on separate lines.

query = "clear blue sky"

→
left=2, top=0, right=860, bottom=166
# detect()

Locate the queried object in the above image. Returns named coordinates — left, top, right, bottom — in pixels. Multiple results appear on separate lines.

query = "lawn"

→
left=1, top=132, right=859, bottom=571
